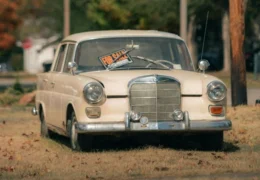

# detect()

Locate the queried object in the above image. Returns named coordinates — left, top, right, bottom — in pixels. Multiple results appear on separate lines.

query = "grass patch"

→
left=0, top=88, right=23, bottom=106
left=0, top=78, right=35, bottom=106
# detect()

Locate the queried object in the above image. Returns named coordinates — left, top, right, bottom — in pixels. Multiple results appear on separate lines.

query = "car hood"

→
left=79, top=70, right=218, bottom=96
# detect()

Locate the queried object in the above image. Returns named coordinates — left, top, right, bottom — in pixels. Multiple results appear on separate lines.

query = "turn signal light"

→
left=209, top=105, right=223, bottom=115
left=86, top=107, right=101, bottom=118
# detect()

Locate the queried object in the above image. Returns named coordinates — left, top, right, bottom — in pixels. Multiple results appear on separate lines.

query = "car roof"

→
left=63, top=30, right=183, bottom=42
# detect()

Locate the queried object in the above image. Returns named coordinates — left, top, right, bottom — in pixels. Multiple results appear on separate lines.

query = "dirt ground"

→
left=0, top=106, right=260, bottom=180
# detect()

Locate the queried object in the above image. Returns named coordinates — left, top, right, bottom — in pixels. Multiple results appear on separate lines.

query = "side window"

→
left=63, top=44, right=75, bottom=73
left=54, top=44, right=67, bottom=72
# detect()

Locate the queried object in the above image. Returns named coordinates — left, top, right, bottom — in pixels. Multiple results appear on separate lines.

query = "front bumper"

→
left=75, top=112, right=232, bottom=133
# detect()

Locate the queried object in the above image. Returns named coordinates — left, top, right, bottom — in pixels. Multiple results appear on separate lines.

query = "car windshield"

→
left=75, top=37, right=194, bottom=72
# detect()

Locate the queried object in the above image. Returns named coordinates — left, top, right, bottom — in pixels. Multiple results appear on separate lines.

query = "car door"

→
left=56, top=43, right=76, bottom=128
left=48, top=43, right=68, bottom=129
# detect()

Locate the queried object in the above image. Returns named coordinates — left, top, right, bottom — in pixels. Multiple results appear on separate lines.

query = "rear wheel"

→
left=67, top=111, right=93, bottom=151
left=200, top=131, right=223, bottom=151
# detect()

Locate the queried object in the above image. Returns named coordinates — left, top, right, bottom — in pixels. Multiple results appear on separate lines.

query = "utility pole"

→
left=229, top=0, right=247, bottom=106
left=180, top=0, right=187, bottom=42
left=64, top=0, right=70, bottom=37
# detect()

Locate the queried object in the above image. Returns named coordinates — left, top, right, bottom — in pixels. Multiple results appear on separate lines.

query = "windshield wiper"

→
left=110, top=67, right=169, bottom=71
left=131, top=56, right=171, bottom=70
left=113, top=48, right=134, bottom=63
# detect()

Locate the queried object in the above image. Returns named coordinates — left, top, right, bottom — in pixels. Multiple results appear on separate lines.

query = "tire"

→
left=200, top=131, right=223, bottom=151
left=40, top=110, right=53, bottom=138
left=68, top=111, right=93, bottom=151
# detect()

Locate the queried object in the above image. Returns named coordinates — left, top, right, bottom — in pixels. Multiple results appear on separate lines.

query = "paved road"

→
left=0, top=79, right=36, bottom=92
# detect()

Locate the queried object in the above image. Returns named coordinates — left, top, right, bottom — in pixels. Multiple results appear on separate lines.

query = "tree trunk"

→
left=222, top=12, right=231, bottom=73
left=187, top=15, right=198, bottom=68
left=229, top=0, right=247, bottom=106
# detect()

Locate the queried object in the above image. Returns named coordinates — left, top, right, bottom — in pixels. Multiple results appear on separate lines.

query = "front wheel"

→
left=40, top=110, right=54, bottom=138
left=200, top=132, right=224, bottom=151
left=68, top=111, right=93, bottom=151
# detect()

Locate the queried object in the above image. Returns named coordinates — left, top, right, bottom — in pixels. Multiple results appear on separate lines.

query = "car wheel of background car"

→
left=68, top=111, right=93, bottom=151
left=39, top=109, right=54, bottom=138
left=200, top=131, right=223, bottom=151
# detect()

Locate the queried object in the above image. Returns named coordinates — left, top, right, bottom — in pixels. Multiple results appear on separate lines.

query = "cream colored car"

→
left=32, top=30, right=231, bottom=151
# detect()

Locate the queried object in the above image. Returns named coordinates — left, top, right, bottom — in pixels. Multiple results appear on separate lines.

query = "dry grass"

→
left=0, top=107, right=260, bottom=180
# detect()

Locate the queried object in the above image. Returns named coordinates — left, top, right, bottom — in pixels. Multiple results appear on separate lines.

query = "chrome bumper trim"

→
left=75, top=111, right=232, bottom=133
left=190, top=120, right=232, bottom=131
left=75, top=122, right=126, bottom=133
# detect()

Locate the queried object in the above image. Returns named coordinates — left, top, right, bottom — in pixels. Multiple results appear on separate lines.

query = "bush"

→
left=0, top=79, right=25, bottom=106
left=12, top=77, right=24, bottom=94
left=0, top=92, right=22, bottom=106
left=10, top=46, right=23, bottom=71
left=10, top=54, right=23, bottom=71
left=0, top=77, right=36, bottom=106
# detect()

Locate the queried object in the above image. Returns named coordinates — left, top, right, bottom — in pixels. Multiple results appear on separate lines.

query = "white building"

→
left=22, top=36, right=59, bottom=74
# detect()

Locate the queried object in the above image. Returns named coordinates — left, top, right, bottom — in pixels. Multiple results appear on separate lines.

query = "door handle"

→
left=43, top=79, right=48, bottom=82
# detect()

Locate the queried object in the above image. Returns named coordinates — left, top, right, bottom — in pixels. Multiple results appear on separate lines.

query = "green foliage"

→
left=0, top=92, right=21, bottom=106
left=0, top=50, right=12, bottom=64
left=21, top=0, right=181, bottom=36
left=18, top=0, right=256, bottom=41
left=126, top=0, right=179, bottom=33
left=83, top=0, right=130, bottom=30
left=0, top=86, right=23, bottom=106
left=188, top=0, right=228, bottom=19
left=13, top=78, right=24, bottom=94
left=10, top=54, right=23, bottom=71
left=0, top=78, right=36, bottom=106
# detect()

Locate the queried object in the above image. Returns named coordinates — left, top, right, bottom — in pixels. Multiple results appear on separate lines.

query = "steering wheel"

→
left=146, top=60, right=175, bottom=69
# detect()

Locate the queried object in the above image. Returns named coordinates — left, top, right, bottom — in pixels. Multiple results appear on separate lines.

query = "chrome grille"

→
left=129, top=76, right=181, bottom=121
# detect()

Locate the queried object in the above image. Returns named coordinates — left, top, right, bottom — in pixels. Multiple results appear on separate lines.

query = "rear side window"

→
left=63, top=44, right=75, bottom=73
left=54, top=44, right=67, bottom=72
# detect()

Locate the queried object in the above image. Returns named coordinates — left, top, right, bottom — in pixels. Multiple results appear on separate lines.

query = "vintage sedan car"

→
left=32, top=30, right=231, bottom=151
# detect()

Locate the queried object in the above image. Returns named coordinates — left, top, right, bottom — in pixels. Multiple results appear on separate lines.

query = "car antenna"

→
left=200, top=11, right=209, bottom=61
left=198, top=11, right=210, bottom=74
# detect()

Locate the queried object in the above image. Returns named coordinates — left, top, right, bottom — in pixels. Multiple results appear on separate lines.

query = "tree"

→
left=245, top=0, right=260, bottom=50
left=125, top=0, right=179, bottom=33
left=0, top=0, right=21, bottom=50
left=189, top=0, right=229, bottom=70
left=229, top=0, right=247, bottom=106
left=18, top=0, right=55, bottom=39
left=0, top=0, right=21, bottom=64
left=222, top=11, right=231, bottom=73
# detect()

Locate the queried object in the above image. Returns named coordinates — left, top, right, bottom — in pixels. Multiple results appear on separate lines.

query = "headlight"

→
left=130, top=111, right=142, bottom=121
left=207, top=81, right=226, bottom=101
left=83, top=82, right=104, bottom=104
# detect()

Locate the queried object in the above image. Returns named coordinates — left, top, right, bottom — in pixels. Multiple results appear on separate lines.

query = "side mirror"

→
left=68, top=62, right=78, bottom=75
left=198, top=60, right=210, bottom=73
